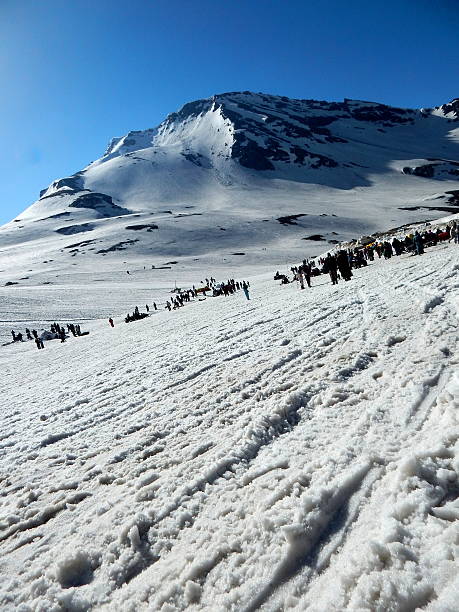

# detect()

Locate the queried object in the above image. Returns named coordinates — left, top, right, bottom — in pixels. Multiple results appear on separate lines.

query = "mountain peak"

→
left=435, top=98, right=459, bottom=120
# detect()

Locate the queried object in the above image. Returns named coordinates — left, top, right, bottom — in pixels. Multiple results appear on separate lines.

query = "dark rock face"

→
left=445, top=190, right=459, bottom=205
left=346, top=102, right=414, bottom=125
left=69, top=193, right=131, bottom=217
left=96, top=239, right=139, bottom=254
left=232, top=137, right=275, bottom=170
left=157, top=93, right=421, bottom=174
left=437, top=98, right=459, bottom=121
left=56, top=223, right=94, bottom=235
left=303, top=234, right=326, bottom=241
left=208, top=94, right=417, bottom=172
left=402, top=160, right=459, bottom=179
left=125, top=224, right=159, bottom=231
left=39, top=212, right=72, bottom=221
left=40, top=173, right=84, bottom=198
left=403, top=165, right=435, bottom=178
left=222, top=96, right=404, bottom=170
left=277, top=214, right=308, bottom=226
left=64, top=239, right=97, bottom=250
left=166, top=99, right=213, bottom=124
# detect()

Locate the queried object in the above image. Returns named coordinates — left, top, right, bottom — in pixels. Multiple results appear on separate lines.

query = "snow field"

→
left=0, top=243, right=458, bottom=611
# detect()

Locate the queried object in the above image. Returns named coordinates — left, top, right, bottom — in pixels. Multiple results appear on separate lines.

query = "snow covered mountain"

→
left=1, top=92, right=458, bottom=344
left=1, top=92, right=459, bottom=283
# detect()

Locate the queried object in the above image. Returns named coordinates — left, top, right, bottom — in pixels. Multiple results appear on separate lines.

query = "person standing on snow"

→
left=242, top=282, right=250, bottom=300
left=413, top=231, right=424, bottom=255
left=336, top=250, right=352, bottom=281
left=108, top=318, right=114, bottom=327
left=324, top=254, right=339, bottom=285
left=297, top=269, right=305, bottom=290
left=302, top=260, right=312, bottom=288
left=35, top=337, right=44, bottom=349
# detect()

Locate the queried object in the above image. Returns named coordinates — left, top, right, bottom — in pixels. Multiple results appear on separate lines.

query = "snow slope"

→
left=0, top=240, right=458, bottom=611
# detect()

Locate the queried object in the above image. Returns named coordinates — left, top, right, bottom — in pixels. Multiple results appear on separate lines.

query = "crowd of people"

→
left=7, top=275, right=252, bottom=347
left=125, top=306, right=149, bottom=323
left=7, top=218, right=457, bottom=350
left=109, top=277, right=251, bottom=329
left=10, top=321, right=88, bottom=350
left=161, top=278, right=250, bottom=312
left=275, top=220, right=458, bottom=289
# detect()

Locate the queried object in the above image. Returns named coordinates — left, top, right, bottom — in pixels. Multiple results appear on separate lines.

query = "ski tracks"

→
left=0, top=245, right=458, bottom=610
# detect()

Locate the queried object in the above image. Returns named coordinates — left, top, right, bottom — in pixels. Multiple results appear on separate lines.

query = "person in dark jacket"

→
left=324, top=254, right=339, bottom=285
left=413, top=231, right=424, bottom=255
left=35, top=337, right=44, bottom=349
left=336, top=250, right=353, bottom=281
left=383, top=242, right=393, bottom=259
left=301, top=260, right=312, bottom=287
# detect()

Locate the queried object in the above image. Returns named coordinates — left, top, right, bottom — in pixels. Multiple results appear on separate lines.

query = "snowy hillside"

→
left=0, top=240, right=458, bottom=611
left=1, top=93, right=459, bottom=289
left=1, top=92, right=458, bottom=345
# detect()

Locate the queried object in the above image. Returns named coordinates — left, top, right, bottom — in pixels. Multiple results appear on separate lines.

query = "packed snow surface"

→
left=1, top=241, right=458, bottom=611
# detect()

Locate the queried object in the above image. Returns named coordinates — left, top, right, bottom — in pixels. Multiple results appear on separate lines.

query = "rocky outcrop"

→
left=436, top=98, right=459, bottom=121
left=39, top=172, right=85, bottom=199
left=69, top=193, right=131, bottom=217
left=402, top=160, right=459, bottom=179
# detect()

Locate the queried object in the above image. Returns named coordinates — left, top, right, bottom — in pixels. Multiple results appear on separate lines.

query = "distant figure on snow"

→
left=35, top=337, right=45, bottom=350
left=108, top=318, right=114, bottom=328
left=414, top=231, right=424, bottom=255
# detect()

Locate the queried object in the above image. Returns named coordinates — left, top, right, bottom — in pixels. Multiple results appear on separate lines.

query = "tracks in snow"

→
left=0, top=246, right=458, bottom=610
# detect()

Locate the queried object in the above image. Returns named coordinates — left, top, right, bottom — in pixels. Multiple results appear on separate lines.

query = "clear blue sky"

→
left=1, top=0, right=458, bottom=224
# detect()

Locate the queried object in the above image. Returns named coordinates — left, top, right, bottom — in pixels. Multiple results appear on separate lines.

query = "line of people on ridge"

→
left=109, top=278, right=251, bottom=327
left=276, top=220, right=458, bottom=288
left=163, top=279, right=250, bottom=311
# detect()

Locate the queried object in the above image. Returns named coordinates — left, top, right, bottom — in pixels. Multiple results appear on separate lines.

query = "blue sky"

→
left=1, top=0, right=458, bottom=224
